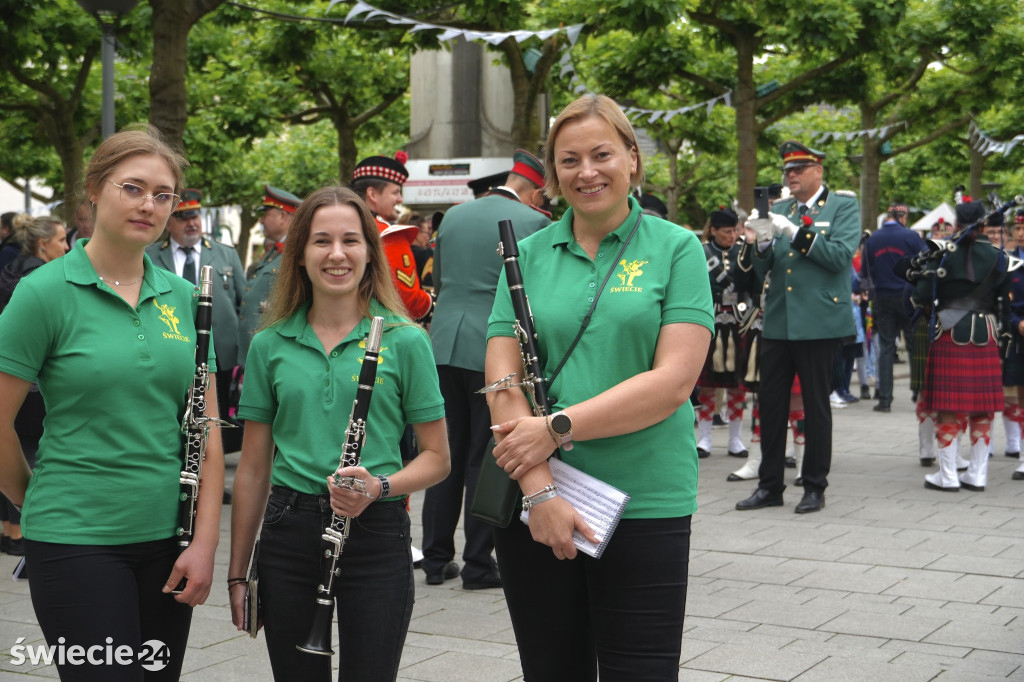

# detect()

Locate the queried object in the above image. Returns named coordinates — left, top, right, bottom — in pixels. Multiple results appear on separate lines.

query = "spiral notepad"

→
left=520, top=458, right=630, bottom=558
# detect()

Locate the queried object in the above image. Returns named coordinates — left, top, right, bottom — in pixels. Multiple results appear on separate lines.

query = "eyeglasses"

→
left=109, top=181, right=180, bottom=210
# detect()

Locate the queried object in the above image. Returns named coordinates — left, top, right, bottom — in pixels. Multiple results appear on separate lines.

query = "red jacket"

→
left=376, top=216, right=432, bottom=320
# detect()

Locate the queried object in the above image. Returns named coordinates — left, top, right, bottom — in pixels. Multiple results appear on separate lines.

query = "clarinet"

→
left=496, top=220, right=553, bottom=417
left=297, top=316, right=385, bottom=656
left=174, top=265, right=229, bottom=593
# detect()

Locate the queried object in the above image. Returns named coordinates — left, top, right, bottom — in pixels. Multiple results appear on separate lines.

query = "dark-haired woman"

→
left=228, top=186, right=449, bottom=682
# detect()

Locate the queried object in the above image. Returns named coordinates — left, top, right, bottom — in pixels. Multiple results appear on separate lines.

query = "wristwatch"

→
left=550, top=411, right=574, bottom=451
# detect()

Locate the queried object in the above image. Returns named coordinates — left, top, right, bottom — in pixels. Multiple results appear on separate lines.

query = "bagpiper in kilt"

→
left=695, top=208, right=755, bottom=459
left=911, top=200, right=1012, bottom=492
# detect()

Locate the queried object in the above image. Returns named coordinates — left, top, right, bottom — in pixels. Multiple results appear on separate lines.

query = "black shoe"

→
left=1013, top=471, right=1024, bottom=480
left=0, top=536, right=8, bottom=555
left=222, top=489, right=233, bottom=505
left=872, top=404, right=891, bottom=413
left=785, top=456, right=796, bottom=468
left=839, top=390, right=858, bottom=403
left=727, top=449, right=749, bottom=458
left=873, top=390, right=881, bottom=399
left=463, top=571, right=502, bottom=590
left=794, top=477, right=804, bottom=487
left=735, top=488, right=783, bottom=510
left=960, top=482, right=985, bottom=492
left=924, top=480, right=959, bottom=492
left=794, top=490, right=824, bottom=513
left=1005, top=451, right=1020, bottom=458
left=919, top=457, right=935, bottom=467
left=425, top=561, right=459, bottom=586
left=6, top=538, right=24, bottom=557
left=860, top=385, right=871, bottom=400
left=697, top=447, right=710, bottom=459
left=712, top=414, right=726, bottom=426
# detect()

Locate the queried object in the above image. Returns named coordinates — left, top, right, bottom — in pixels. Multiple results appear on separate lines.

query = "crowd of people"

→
left=0, top=92, right=1020, bottom=681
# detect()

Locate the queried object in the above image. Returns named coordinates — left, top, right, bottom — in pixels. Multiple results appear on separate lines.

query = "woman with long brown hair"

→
left=228, top=186, right=449, bottom=681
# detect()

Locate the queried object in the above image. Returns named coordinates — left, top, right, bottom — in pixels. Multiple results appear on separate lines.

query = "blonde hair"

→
left=543, top=94, right=643, bottom=199
left=83, top=124, right=188, bottom=203
left=12, top=214, right=63, bottom=256
left=260, top=186, right=409, bottom=330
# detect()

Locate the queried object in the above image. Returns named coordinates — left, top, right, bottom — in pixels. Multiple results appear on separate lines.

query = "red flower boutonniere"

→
left=801, top=215, right=813, bottom=227
left=275, top=242, right=285, bottom=254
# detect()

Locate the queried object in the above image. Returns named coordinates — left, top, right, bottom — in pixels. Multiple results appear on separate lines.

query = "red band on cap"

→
left=511, top=160, right=544, bottom=188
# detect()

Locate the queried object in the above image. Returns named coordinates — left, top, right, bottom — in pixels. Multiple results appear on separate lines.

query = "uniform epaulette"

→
left=202, top=237, right=212, bottom=249
left=835, top=190, right=857, bottom=198
left=159, top=237, right=171, bottom=249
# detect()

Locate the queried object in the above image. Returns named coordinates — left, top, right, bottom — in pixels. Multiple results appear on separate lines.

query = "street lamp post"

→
left=76, top=0, right=140, bottom=139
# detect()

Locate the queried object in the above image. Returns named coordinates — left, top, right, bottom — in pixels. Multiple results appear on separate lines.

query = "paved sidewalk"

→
left=1, top=373, right=1023, bottom=680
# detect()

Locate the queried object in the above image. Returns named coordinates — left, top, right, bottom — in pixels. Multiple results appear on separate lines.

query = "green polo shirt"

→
left=237, top=304, right=445, bottom=496
left=0, top=240, right=216, bottom=544
left=486, top=197, right=714, bottom=519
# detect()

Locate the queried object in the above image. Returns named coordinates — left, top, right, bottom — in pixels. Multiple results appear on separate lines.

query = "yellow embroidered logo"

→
left=611, top=259, right=648, bottom=292
left=154, top=299, right=191, bottom=342
left=357, top=339, right=388, bottom=365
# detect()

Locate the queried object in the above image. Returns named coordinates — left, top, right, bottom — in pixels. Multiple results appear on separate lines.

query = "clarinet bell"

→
left=296, top=601, right=335, bottom=656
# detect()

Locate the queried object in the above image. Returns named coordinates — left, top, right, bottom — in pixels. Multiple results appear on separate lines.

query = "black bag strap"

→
left=547, top=211, right=644, bottom=387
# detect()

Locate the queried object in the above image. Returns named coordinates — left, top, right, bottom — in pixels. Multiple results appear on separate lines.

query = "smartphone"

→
left=754, top=186, right=770, bottom=217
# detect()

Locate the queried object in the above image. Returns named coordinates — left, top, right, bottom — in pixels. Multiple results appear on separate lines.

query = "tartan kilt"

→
left=921, top=332, right=1003, bottom=414
left=698, top=323, right=747, bottom=388
left=909, top=315, right=930, bottom=393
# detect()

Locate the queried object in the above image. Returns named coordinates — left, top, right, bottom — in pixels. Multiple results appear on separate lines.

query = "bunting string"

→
left=327, top=1, right=584, bottom=46
left=969, top=120, right=1024, bottom=157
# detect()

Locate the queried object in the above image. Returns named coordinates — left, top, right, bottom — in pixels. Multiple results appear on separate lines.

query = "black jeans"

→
left=24, top=538, right=192, bottom=682
left=493, top=515, right=691, bottom=682
left=874, top=294, right=910, bottom=407
left=259, top=486, right=414, bottom=682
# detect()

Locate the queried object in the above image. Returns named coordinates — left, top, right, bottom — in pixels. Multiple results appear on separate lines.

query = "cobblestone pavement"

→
left=1, top=374, right=1022, bottom=680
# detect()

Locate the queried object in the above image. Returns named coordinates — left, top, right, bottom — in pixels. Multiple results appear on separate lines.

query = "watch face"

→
left=551, top=413, right=571, bottom=435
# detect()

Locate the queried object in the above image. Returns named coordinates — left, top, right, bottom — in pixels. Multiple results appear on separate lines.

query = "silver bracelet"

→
left=522, top=484, right=558, bottom=512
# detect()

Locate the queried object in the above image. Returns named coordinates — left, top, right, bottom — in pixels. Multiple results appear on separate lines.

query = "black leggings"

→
left=493, top=515, right=692, bottom=682
left=24, top=538, right=192, bottom=681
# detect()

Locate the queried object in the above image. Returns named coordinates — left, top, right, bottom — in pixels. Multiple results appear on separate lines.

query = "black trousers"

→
left=493, top=515, right=691, bottom=682
left=421, top=365, right=497, bottom=581
left=24, top=538, right=192, bottom=682
left=758, top=337, right=840, bottom=494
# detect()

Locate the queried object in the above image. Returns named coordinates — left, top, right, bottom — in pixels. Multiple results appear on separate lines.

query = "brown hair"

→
left=260, top=186, right=408, bottom=330
left=12, top=214, right=63, bottom=256
left=543, top=94, right=643, bottom=199
left=83, top=124, right=188, bottom=202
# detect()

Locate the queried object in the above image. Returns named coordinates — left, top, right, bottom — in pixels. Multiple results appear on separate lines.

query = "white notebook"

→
left=520, top=457, right=630, bottom=559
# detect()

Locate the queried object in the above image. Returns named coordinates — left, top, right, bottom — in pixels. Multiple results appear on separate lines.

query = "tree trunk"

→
left=148, top=0, right=192, bottom=151
left=235, top=210, right=256, bottom=267
left=336, top=118, right=358, bottom=185
left=734, top=33, right=757, bottom=211
left=858, top=103, right=881, bottom=233
left=969, top=144, right=985, bottom=200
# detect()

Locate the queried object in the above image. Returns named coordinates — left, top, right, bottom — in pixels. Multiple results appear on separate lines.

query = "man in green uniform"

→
left=422, top=150, right=550, bottom=589
left=147, top=189, right=246, bottom=447
left=735, top=141, right=861, bottom=514
left=237, top=184, right=301, bottom=368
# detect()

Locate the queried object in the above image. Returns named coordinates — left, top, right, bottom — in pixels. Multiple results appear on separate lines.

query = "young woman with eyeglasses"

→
left=0, top=125, right=224, bottom=681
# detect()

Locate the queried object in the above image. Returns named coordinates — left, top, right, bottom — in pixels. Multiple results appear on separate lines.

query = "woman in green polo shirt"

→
left=0, top=126, right=225, bottom=680
left=485, top=94, right=714, bottom=681
left=227, top=186, right=449, bottom=681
